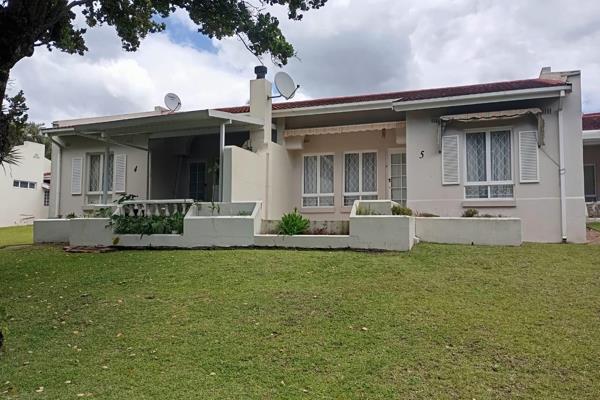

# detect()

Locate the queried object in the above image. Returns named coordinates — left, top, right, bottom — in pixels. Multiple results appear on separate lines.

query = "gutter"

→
left=558, top=90, right=568, bottom=242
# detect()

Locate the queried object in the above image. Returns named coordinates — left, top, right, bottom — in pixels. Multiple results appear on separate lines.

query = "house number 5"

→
left=419, top=150, right=425, bottom=159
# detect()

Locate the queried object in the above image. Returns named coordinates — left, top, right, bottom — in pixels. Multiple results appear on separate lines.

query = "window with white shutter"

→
left=114, top=154, right=127, bottom=193
left=441, top=135, right=459, bottom=185
left=71, top=157, right=83, bottom=195
left=519, top=131, right=539, bottom=183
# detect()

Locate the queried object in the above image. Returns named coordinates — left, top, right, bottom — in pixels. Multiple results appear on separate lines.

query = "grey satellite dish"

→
left=164, top=93, right=182, bottom=112
left=273, top=71, right=299, bottom=100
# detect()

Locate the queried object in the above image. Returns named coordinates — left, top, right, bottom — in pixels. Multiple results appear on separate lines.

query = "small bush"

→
left=462, top=208, right=479, bottom=218
left=356, top=205, right=379, bottom=215
left=111, top=213, right=184, bottom=237
left=65, top=212, right=77, bottom=219
left=278, top=209, right=310, bottom=235
left=416, top=212, right=439, bottom=218
left=391, top=205, right=413, bottom=216
left=92, top=207, right=113, bottom=218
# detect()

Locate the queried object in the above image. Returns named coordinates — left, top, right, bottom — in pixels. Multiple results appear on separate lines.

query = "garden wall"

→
left=33, top=219, right=71, bottom=243
left=415, top=217, right=522, bottom=246
left=69, top=218, right=113, bottom=246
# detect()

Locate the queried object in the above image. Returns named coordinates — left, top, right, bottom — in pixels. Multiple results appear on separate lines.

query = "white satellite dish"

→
left=164, top=93, right=182, bottom=112
left=274, top=71, right=299, bottom=100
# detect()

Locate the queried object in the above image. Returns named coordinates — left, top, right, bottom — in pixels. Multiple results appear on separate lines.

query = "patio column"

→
left=102, top=143, right=110, bottom=204
left=219, top=123, right=226, bottom=201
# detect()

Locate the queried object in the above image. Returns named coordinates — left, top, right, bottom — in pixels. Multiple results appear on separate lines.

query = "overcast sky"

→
left=9, top=0, right=600, bottom=125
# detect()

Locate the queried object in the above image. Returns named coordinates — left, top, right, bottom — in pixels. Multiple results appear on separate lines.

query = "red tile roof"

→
left=218, top=78, right=567, bottom=114
left=583, top=113, right=600, bottom=131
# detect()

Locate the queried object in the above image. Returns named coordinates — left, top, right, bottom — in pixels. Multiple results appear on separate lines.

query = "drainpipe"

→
left=49, top=137, right=64, bottom=217
left=558, top=90, right=567, bottom=242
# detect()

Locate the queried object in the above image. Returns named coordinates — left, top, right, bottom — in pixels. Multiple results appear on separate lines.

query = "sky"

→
left=9, top=0, right=600, bottom=126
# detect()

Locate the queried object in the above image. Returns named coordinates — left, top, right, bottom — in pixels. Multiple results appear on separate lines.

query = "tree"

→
left=0, top=0, right=328, bottom=164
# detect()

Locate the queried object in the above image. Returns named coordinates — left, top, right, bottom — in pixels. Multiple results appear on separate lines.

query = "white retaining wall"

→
left=33, top=219, right=71, bottom=243
left=415, top=217, right=522, bottom=246
left=69, top=218, right=113, bottom=246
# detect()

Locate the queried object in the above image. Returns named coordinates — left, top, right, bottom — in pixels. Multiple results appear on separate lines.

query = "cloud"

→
left=9, top=0, right=600, bottom=125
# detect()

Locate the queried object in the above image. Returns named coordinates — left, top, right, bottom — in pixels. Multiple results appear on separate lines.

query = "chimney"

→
left=249, top=66, right=272, bottom=149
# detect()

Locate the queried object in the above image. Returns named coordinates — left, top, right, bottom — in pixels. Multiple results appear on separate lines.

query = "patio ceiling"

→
left=44, top=109, right=266, bottom=139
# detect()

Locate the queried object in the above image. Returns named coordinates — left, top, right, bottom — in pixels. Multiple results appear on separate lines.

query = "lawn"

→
left=588, top=222, right=600, bottom=232
left=0, top=225, right=33, bottom=248
left=1, top=244, right=599, bottom=399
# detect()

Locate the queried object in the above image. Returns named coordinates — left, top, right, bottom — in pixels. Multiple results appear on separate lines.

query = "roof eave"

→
left=391, top=85, right=571, bottom=112
left=272, top=99, right=396, bottom=118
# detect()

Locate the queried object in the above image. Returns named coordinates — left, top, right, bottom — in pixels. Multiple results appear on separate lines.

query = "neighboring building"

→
left=1, top=141, right=51, bottom=226
left=583, top=113, right=600, bottom=209
left=44, top=66, right=586, bottom=243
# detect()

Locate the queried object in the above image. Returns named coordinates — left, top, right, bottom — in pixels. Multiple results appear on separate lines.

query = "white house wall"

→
left=0, top=141, right=50, bottom=226
left=405, top=81, right=586, bottom=243
left=51, top=135, right=149, bottom=217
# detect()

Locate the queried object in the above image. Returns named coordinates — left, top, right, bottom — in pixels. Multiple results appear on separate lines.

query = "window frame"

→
left=13, top=180, right=37, bottom=189
left=43, top=190, right=50, bottom=206
left=463, top=127, right=515, bottom=200
left=343, top=150, right=378, bottom=206
left=584, top=163, right=597, bottom=203
left=301, top=152, right=335, bottom=208
left=86, top=152, right=114, bottom=194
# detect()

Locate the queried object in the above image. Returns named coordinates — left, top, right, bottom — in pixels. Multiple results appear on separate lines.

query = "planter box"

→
left=114, top=234, right=185, bottom=248
left=33, top=219, right=71, bottom=243
left=349, top=200, right=415, bottom=251
left=261, top=220, right=349, bottom=235
left=254, top=234, right=351, bottom=249
left=69, top=218, right=113, bottom=246
left=415, top=217, right=522, bottom=246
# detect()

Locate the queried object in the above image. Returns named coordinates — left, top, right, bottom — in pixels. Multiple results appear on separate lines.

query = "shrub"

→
left=356, top=204, right=379, bottom=215
left=278, top=209, right=310, bottom=235
left=462, top=208, right=479, bottom=218
left=65, top=212, right=77, bottom=219
left=416, top=212, right=439, bottom=217
left=111, top=213, right=185, bottom=237
left=92, top=207, right=113, bottom=218
left=391, top=205, right=413, bottom=216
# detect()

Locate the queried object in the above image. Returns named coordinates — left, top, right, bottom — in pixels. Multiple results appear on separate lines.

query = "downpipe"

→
left=558, top=90, right=567, bottom=243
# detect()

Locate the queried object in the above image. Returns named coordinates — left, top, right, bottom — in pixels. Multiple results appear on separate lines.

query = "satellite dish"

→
left=164, top=93, right=182, bottom=112
left=274, top=71, right=299, bottom=100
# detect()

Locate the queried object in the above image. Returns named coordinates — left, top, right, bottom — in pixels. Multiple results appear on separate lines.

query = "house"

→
left=1, top=141, right=51, bottom=226
left=42, top=66, right=586, bottom=244
left=583, top=112, right=600, bottom=211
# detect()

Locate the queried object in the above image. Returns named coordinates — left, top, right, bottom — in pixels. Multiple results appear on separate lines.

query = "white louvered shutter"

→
left=114, top=154, right=127, bottom=193
left=519, top=131, right=539, bottom=183
left=71, top=157, right=82, bottom=195
left=442, top=135, right=459, bottom=185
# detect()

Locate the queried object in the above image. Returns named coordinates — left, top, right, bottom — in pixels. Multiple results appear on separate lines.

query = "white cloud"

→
left=9, top=0, right=600, bottom=125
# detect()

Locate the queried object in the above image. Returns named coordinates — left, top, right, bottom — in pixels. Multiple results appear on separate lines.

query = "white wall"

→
left=0, top=141, right=50, bottom=226
left=222, top=146, right=265, bottom=207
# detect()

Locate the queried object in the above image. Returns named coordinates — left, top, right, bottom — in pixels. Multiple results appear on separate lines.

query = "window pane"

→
left=89, top=155, right=101, bottom=192
left=491, top=131, right=511, bottom=181
left=13, top=180, right=19, bottom=187
left=320, top=155, right=334, bottom=194
left=584, top=165, right=596, bottom=201
left=362, top=152, right=377, bottom=192
left=319, top=196, right=334, bottom=207
left=344, top=153, right=359, bottom=193
left=465, top=185, right=488, bottom=199
left=19, top=181, right=28, bottom=188
left=344, top=195, right=359, bottom=206
left=490, top=184, right=513, bottom=198
left=361, top=195, right=378, bottom=200
left=466, top=133, right=486, bottom=182
left=303, top=196, right=318, bottom=207
left=107, top=153, right=114, bottom=192
left=28, top=182, right=36, bottom=189
left=303, top=156, right=318, bottom=194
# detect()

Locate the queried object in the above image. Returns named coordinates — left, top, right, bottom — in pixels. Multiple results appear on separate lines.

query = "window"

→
left=389, top=152, right=407, bottom=205
left=303, top=154, right=334, bottom=207
left=344, top=151, right=377, bottom=206
left=465, top=130, right=513, bottom=199
left=43, top=190, right=50, bottom=206
left=13, top=180, right=36, bottom=189
left=584, top=164, right=597, bottom=202
left=88, top=153, right=114, bottom=193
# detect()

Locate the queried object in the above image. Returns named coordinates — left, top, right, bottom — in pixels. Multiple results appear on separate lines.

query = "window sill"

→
left=462, top=199, right=516, bottom=208
left=300, top=207, right=336, bottom=214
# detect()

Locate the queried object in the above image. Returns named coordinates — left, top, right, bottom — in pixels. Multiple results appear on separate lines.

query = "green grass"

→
left=1, top=244, right=600, bottom=399
left=587, top=222, right=600, bottom=232
left=0, top=225, right=33, bottom=247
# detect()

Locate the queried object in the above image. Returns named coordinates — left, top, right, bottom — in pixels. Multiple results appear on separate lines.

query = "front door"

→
left=189, top=162, right=206, bottom=201
left=388, top=150, right=407, bottom=205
